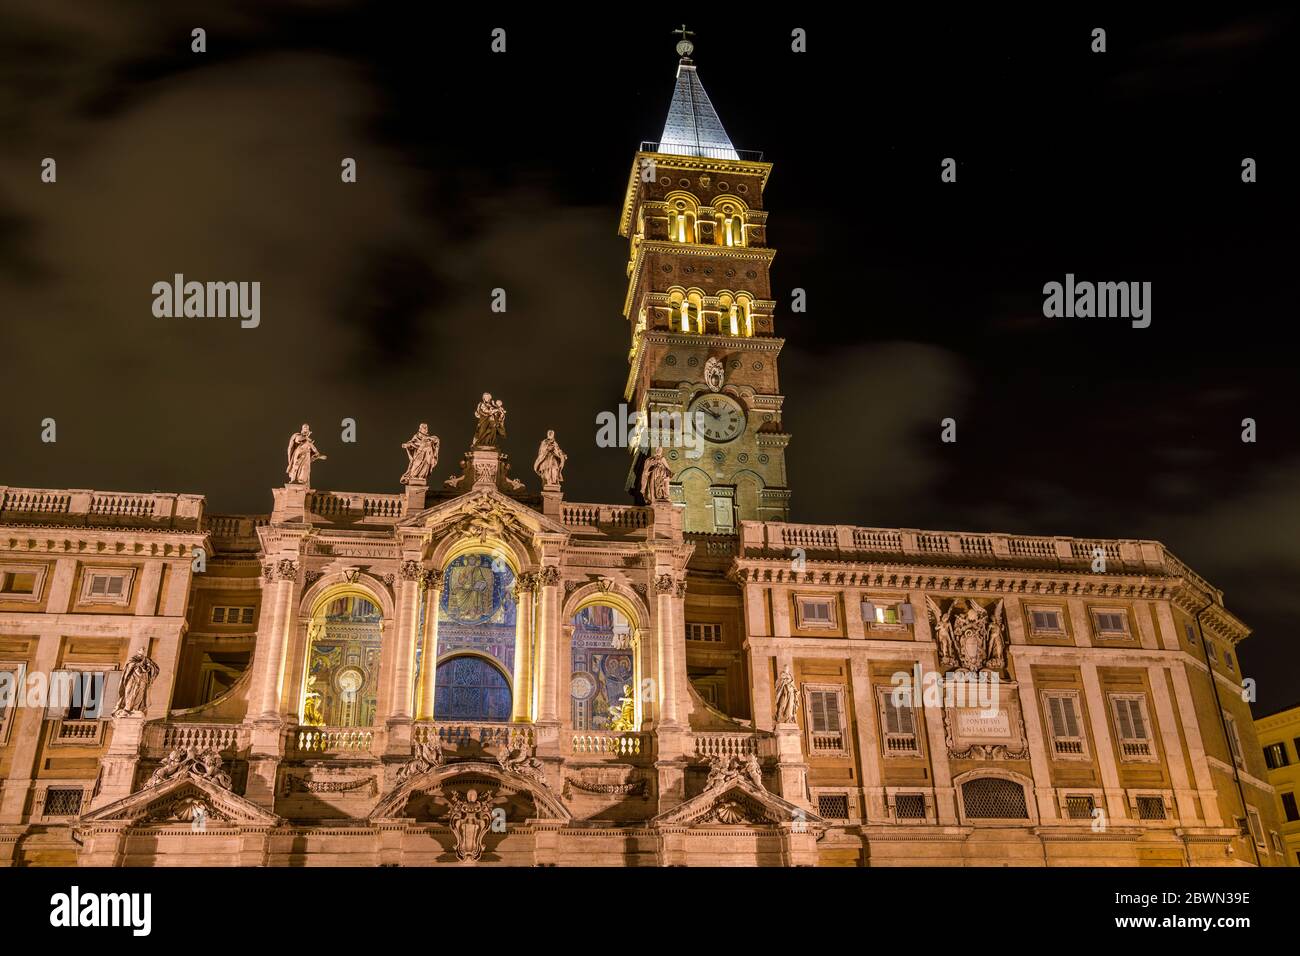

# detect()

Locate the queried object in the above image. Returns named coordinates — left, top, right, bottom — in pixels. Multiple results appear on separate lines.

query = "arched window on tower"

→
left=667, top=196, right=699, bottom=244
left=685, top=292, right=704, bottom=334
left=718, top=203, right=745, bottom=248
left=736, top=295, right=754, bottom=337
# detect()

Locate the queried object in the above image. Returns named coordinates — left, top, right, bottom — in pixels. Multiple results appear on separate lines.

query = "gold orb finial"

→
left=673, top=24, right=695, bottom=58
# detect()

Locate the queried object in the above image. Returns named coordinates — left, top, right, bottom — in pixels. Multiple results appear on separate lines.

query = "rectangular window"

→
left=795, top=597, right=836, bottom=629
left=1224, top=713, right=1245, bottom=767
left=46, top=671, right=112, bottom=720
left=1110, top=694, right=1156, bottom=761
left=1205, top=641, right=1217, bottom=663
left=1264, top=742, right=1290, bottom=770
left=1246, top=807, right=1266, bottom=849
left=1135, top=795, right=1167, bottom=821
left=686, top=622, right=722, bottom=643
left=816, top=794, right=850, bottom=820
left=805, top=685, right=845, bottom=753
left=1271, top=831, right=1285, bottom=854
left=79, top=567, right=135, bottom=606
left=1065, top=794, right=1096, bottom=820
left=43, top=788, right=84, bottom=817
left=1183, top=622, right=1198, bottom=645
left=1281, top=792, right=1299, bottom=823
left=894, top=793, right=927, bottom=820
left=878, top=688, right=920, bottom=757
left=1091, top=609, right=1131, bottom=639
left=211, top=605, right=255, bottom=625
left=863, top=600, right=901, bottom=626
left=0, top=564, right=46, bottom=602
left=1028, top=607, right=1066, bottom=636
left=1043, top=691, right=1087, bottom=758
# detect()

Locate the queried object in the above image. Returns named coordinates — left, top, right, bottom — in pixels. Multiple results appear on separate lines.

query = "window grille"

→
left=895, top=793, right=927, bottom=819
left=961, top=778, right=1029, bottom=819
left=1066, top=795, right=1096, bottom=819
left=1135, top=796, right=1166, bottom=820
left=816, top=794, right=849, bottom=819
left=44, top=788, right=83, bottom=817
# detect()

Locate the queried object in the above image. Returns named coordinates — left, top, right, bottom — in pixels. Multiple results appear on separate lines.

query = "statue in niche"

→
left=286, top=424, right=326, bottom=484
left=704, top=356, right=725, bottom=392
left=608, top=684, right=636, bottom=731
left=639, top=447, right=673, bottom=503
left=472, top=393, right=507, bottom=448
left=774, top=665, right=800, bottom=724
left=114, top=649, right=159, bottom=717
left=533, top=430, right=568, bottom=487
left=446, top=788, right=496, bottom=863
left=400, top=423, right=440, bottom=484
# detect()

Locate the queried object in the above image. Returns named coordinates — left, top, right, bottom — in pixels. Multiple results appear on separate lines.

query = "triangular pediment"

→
left=397, top=488, right=569, bottom=539
left=78, top=774, right=281, bottom=828
left=652, top=778, right=824, bottom=833
left=370, top=759, right=571, bottom=823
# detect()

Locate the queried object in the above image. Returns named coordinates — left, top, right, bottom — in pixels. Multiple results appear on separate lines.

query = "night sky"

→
left=2, top=6, right=1296, bottom=711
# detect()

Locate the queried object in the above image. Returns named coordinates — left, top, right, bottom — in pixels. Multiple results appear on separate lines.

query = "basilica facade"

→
left=0, top=43, right=1285, bottom=868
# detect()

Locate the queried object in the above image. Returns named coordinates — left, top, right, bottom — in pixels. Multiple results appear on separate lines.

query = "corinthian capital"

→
left=537, top=566, right=561, bottom=587
left=653, top=573, right=676, bottom=594
left=399, top=559, right=423, bottom=582
left=273, top=559, right=299, bottom=582
left=421, top=568, right=444, bottom=590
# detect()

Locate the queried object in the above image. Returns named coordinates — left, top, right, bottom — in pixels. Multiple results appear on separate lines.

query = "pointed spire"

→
left=657, top=27, right=739, bottom=160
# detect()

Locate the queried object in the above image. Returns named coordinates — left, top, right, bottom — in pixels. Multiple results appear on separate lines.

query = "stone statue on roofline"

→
left=400, top=423, right=440, bottom=485
left=472, top=393, right=507, bottom=448
left=533, top=430, right=567, bottom=487
left=286, top=424, right=326, bottom=484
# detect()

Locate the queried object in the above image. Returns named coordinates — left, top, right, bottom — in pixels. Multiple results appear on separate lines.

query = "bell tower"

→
left=618, top=29, right=790, bottom=533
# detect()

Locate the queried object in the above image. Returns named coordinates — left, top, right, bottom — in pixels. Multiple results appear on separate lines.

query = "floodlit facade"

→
left=0, top=45, right=1285, bottom=867
left=1255, top=703, right=1300, bottom=866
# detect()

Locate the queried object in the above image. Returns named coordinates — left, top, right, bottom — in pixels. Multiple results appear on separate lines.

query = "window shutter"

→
left=1128, top=700, right=1147, bottom=740
left=899, top=602, right=914, bottom=624
left=810, top=692, right=827, bottom=732
left=45, top=670, right=73, bottom=718
left=896, top=700, right=913, bottom=734
left=1063, top=697, right=1080, bottom=738
left=824, top=693, right=842, bottom=733
left=862, top=601, right=875, bottom=623
left=880, top=694, right=899, bottom=734
left=1048, top=696, right=1066, bottom=738
left=1113, top=698, right=1134, bottom=740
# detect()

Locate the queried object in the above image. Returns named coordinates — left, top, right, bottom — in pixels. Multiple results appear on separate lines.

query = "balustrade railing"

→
left=569, top=731, right=646, bottom=757
left=561, top=503, right=652, bottom=533
left=294, top=727, right=374, bottom=754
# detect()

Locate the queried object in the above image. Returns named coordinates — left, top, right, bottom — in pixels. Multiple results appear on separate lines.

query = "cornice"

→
left=619, top=152, right=773, bottom=237
left=623, top=241, right=777, bottom=318
left=625, top=334, right=786, bottom=403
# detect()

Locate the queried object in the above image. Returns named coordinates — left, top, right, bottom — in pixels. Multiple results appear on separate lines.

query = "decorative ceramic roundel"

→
left=570, top=672, right=596, bottom=701
left=689, top=393, right=746, bottom=443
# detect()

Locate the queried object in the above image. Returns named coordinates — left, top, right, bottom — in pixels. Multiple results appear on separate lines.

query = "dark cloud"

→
left=0, top=5, right=1296, bottom=710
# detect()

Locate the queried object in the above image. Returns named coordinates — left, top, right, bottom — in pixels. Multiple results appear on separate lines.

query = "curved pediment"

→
left=369, top=759, right=571, bottom=823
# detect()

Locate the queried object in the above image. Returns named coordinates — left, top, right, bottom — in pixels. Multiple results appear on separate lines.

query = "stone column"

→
left=1147, top=663, right=1198, bottom=822
left=415, top=569, right=443, bottom=721
left=386, top=559, right=422, bottom=754
left=653, top=574, right=685, bottom=729
left=246, top=558, right=298, bottom=807
left=1080, top=662, right=1126, bottom=821
left=533, top=565, right=562, bottom=755
left=511, top=573, right=537, bottom=723
left=255, top=559, right=299, bottom=719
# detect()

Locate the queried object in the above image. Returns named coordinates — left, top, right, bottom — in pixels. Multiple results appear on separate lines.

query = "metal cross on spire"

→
left=673, top=24, right=695, bottom=58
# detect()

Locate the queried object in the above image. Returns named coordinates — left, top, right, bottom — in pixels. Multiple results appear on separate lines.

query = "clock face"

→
left=690, top=393, right=746, bottom=443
